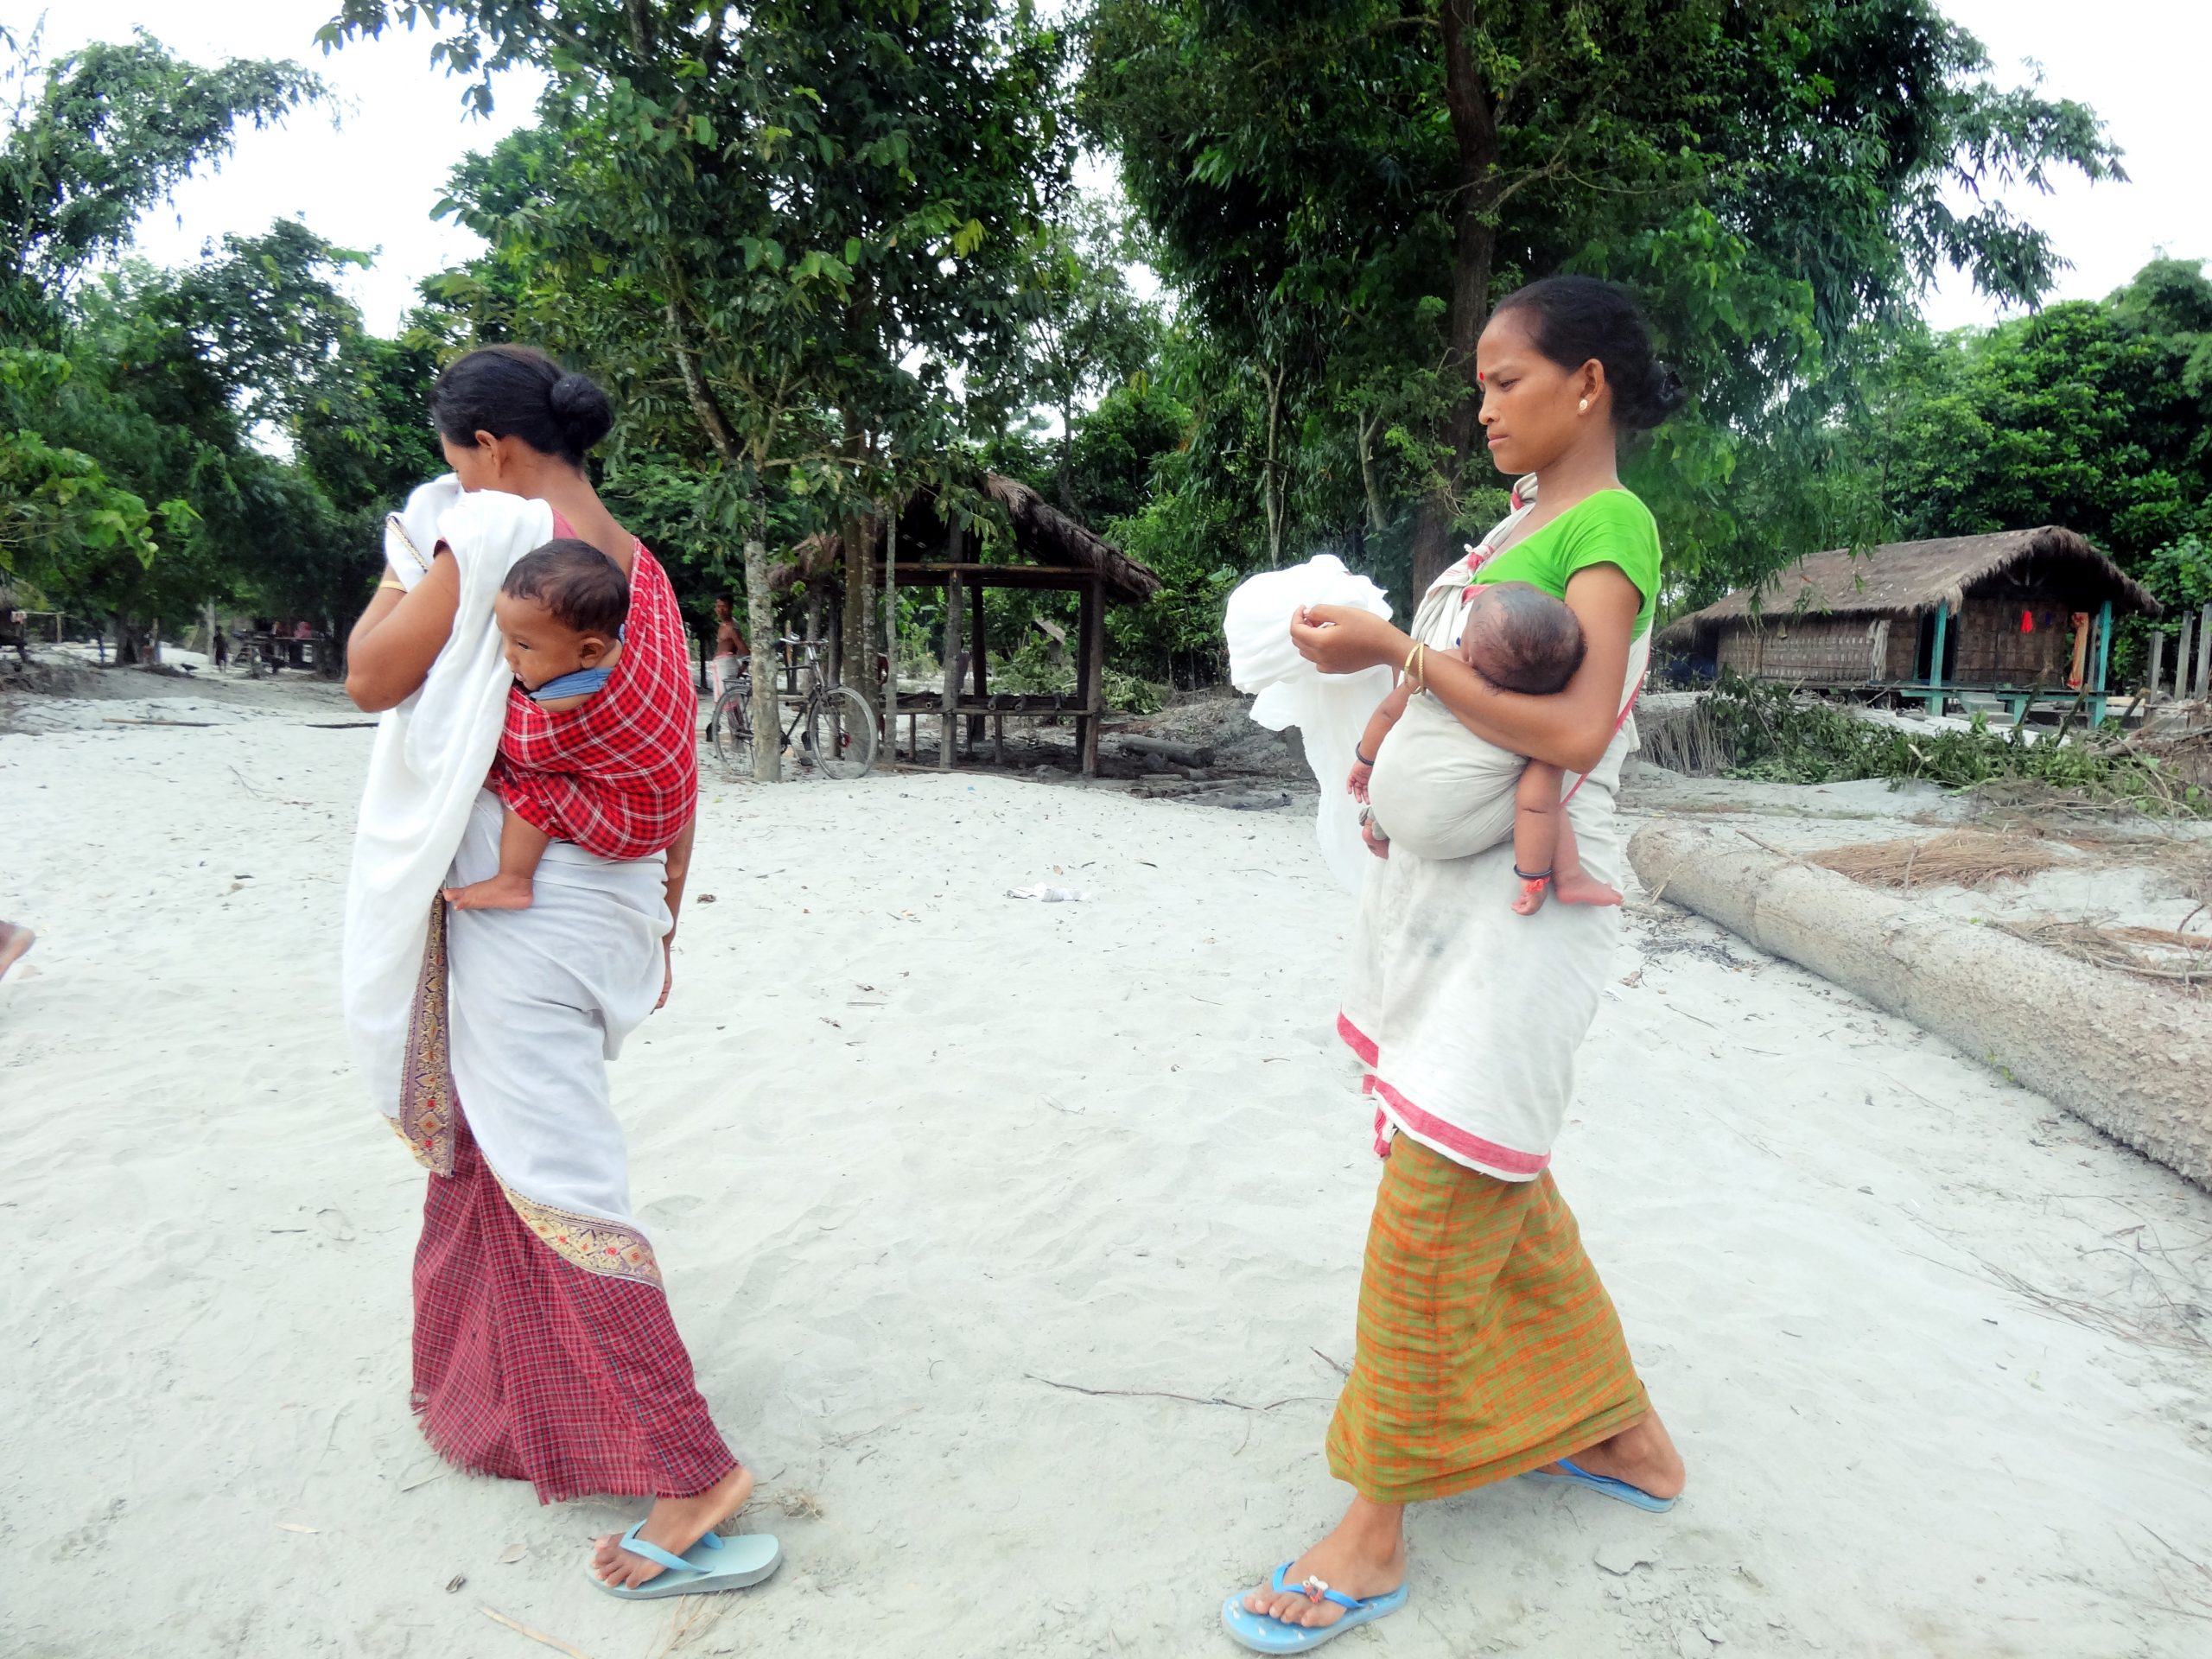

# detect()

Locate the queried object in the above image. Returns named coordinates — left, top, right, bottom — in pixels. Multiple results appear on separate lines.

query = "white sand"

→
left=5, top=697, right=2212, bottom=1658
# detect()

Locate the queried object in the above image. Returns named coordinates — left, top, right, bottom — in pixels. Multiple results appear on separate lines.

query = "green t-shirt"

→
left=1473, top=487, right=1662, bottom=639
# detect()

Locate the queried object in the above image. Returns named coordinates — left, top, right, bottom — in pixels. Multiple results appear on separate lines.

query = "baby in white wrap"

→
left=1350, top=581, right=1623, bottom=914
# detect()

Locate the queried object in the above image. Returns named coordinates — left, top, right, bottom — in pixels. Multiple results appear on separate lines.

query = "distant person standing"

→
left=709, top=595, right=747, bottom=703
left=0, top=920, right=32, bottom=982
left=213, top=628, right=230, bottom=673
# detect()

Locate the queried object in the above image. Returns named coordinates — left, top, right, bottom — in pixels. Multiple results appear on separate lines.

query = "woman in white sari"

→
left=344, top=346, right=774, bottom=1601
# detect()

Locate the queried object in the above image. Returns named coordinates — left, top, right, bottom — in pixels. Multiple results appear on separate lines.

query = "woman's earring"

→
left=1579, top=398, right=1590, bottom=413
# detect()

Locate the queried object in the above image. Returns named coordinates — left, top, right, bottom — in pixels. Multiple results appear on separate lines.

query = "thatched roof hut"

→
left=1661, top=528, right=2157, bottom=649
left=1658, top=526, right=2159, bottom=720
left=777, top=471, right=1161, bottom=774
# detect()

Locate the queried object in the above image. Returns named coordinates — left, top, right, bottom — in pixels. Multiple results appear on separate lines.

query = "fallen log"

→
left=1627, top=820, right=2212, bottom=1191
left=1110, top=734, right=1215, bottom=768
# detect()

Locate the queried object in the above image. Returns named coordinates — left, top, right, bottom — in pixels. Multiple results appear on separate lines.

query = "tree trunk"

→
left=744, top=497, right=781, bottom=784
left=1357, top=406, right=1389, bottom=532
left=1412, top=0, right=1503, bottom=593
left=1058, top=404, right=1075, bottom=510
left=1259, top=360, right=1287, bottom=563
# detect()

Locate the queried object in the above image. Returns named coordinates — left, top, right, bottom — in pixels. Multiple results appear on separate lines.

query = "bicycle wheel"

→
left=806, top=684, right=879, bottom=779
left=709, top=681, right=756, bottom=778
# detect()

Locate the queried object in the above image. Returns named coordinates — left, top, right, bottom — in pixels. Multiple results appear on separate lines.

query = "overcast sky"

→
left=5, top=0, right=2207, bottom=335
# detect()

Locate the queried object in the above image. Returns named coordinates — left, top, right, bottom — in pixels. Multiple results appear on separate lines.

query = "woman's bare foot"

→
left=0, top=921, right=34, bottom=981
left=442, top=874, right=535, bottom=911
left=1539, top=1409, right=1686, bottom=1500
left=591, top=1463, right=753, bottom=1589
left=1239, top=1495, right=1405, bottom=1633
left=1551, top=864, right=1621, bottom=907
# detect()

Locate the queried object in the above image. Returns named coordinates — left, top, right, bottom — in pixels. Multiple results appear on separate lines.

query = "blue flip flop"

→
left=1522, top=1456, right=1677, bottom=1513
left=1220, top=1561, right=1409, bottom=1653
left=590, top=1522, right=782, bottom=1600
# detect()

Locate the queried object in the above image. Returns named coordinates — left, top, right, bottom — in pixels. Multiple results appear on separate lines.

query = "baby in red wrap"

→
left=443, top=539, right=630, bottom=910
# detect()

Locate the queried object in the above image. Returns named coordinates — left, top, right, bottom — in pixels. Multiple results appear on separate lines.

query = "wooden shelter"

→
left=788, top=472, right=1161, bottom=773
left=1658, top=527, right=2161, bottom=722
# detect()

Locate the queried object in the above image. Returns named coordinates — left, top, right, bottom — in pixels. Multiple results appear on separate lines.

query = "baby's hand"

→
left=1347, top=760, right=1373, bottom=802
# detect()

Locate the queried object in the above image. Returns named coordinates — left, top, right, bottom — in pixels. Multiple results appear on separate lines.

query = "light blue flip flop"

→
left=590, top=1522, right=782, bottom=1600
left=1220, top=1561, right=1409, bottom=1653
left=1522, top=1456, right=1677, bottom=1513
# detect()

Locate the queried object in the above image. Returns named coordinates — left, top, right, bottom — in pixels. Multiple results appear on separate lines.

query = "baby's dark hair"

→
left=1463, top=582, right=1586, bottom=696
left=501, top=539, right=629, bottom=638
left=1491, top=275, right=1687, bottom=431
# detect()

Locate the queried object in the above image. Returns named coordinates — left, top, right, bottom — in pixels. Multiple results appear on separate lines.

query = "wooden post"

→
left=2198, top=602, right=2212, bottom=701
left=969, top=577, right=988, bottom=746
left=2147, top=629, right=2166, bottom=702
left=940, top=569, right=962, bottom=771
left=881, top=497, right=899, bottom=753
left=2178, top=613, right=2196, bottom=701
left=1077, top=575, right=1104, bottom=775
left=1923, top=601, right=1948, bottom=715
left=2090, top=599, right=2113, bottom=725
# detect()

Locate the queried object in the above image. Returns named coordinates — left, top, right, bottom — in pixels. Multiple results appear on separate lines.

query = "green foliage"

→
left=1083, top=0, right=2122, bottom=597
left=1701, top=671, right=2205, bottom=817
left=0, top=27, right=375, bottom=654
left=993, top=632, right=1163, bottom=715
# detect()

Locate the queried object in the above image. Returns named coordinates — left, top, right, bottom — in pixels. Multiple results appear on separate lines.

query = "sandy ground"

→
left=5, top=685, right=2212, bottom=1658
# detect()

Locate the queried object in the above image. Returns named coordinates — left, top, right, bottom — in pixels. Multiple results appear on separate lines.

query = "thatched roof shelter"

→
left=782, top=472, right=1160, bottom=605
left=1660, top=527, right=2158, bottom=652
left=775, top=471, right=1160, bottom=775
left=1657, top=525, right=2159, bottom=721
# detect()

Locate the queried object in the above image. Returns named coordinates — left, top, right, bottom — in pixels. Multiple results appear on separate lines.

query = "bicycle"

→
left=709, top=636, right=879, bottom=780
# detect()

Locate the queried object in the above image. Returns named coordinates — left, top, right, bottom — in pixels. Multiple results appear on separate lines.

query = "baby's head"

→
left=494, top=538, right=629, bottom=690
left=1459, top=581, right=1586, bottom=696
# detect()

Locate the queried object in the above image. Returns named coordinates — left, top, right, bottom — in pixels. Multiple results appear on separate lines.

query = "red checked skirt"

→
left=410, top=1107, right=736, bottom=1504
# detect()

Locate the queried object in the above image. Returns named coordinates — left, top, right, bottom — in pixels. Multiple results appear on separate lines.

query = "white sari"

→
left=1338, top=501, right=1648, bottom=1181
left=342, top=479, right=670, bottom=1283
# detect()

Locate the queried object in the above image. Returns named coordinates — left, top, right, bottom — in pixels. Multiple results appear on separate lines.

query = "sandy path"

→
left=3, top=709, right=2210, bottom=1658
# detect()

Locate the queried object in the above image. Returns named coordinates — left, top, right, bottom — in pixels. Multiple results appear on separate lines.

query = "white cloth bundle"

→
left=341, top=477, right=555, bottom=1116
left=1224, top=554, right=1395, bottom=893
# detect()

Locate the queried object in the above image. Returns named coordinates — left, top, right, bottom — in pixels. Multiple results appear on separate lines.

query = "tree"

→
left=0, top=26, right=322, bottom=645
left=330, top=0, right=1075, bottom=779
left=1860, top=258, right=2212, bottom=676
left=1083, top=0, right=2123, bottom=592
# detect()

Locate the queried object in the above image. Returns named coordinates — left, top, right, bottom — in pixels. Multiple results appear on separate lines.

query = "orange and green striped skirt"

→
left=1325, top=1135, right=1649, bottom=1505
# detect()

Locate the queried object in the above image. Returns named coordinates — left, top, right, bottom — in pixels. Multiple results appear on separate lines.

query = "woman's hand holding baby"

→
left=1290, top=606, right=1407, bottom=675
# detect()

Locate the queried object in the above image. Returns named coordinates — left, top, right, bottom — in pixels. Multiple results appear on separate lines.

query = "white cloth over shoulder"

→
left=341, top=477, right=555, bottom=1116
left=1224, top=555, right=1394, bottom=893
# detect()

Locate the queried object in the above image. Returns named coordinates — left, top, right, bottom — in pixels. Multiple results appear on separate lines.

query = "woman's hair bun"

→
left=550, top=371, right=615, bottom=454
left=1493, top=275, right=1689, bottom=433
left=430, top=345, right=613, bottom=467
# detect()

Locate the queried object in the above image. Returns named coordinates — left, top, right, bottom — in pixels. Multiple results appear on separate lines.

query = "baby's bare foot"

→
left=443, top=874, right=535, bottom=911
left=1552, top=868, right=1622, bottom=907
left=1512, top=881, right=1547, bottom=915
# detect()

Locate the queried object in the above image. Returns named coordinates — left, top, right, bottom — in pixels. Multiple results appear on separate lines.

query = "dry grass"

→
left=1997, top=918, right=2212, bottom=990
left=1809, top=830, right=2063, bottom=891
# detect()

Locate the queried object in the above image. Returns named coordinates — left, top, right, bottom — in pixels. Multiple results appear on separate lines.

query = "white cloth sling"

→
left=340, top=477, right=554, bottom=1119
left=1338, top=509, right=1648, bottom=1183
left=1224, top=555, right=1395, bottom=893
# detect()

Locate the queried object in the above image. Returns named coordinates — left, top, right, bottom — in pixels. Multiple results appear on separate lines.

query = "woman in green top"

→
left=1224, top=276, right=1688, bottom=1652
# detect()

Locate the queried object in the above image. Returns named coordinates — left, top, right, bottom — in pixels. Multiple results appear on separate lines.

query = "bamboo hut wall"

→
left=1714, top=617, right=1885, bottom=682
